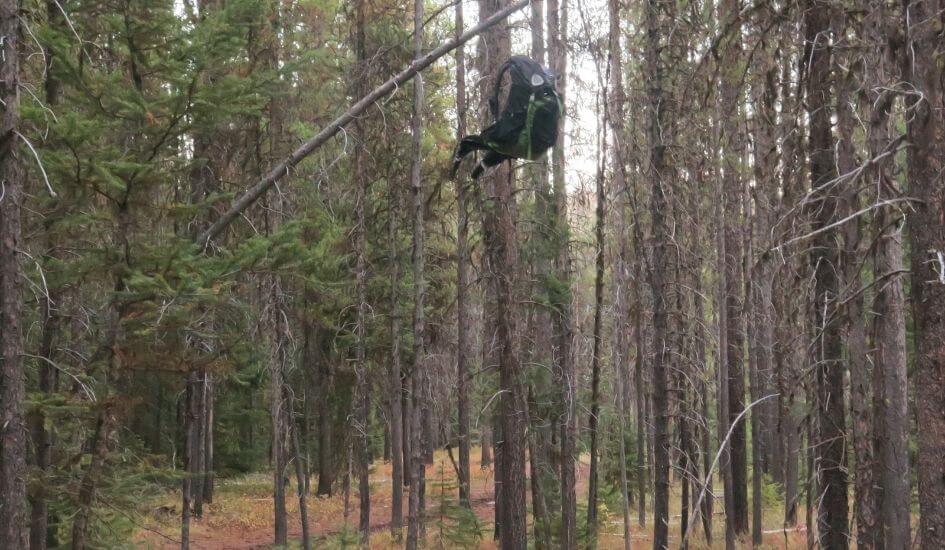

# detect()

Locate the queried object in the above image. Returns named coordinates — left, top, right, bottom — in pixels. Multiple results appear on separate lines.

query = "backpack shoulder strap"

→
left=489, top=58, right=514, bottom=120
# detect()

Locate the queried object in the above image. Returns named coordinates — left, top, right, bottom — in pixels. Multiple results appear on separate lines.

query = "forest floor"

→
left=134, top=449, right=809, bottom=549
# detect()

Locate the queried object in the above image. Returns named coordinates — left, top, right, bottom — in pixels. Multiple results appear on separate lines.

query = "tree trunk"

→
left=203, top=376, right=214, bottom=504
left=866, top=4, right=910, bottom=546
left=71, top=412, right=112, bottom=550
left=901, top=1, right=945, bottom=548
left=546, top=0, right=577, bottom=544
left=835, top=34, right=877, bottom=546
left=712, top=62, right=737, bottom=550
left=182, top=370, right=199, bottom=548
left=315, top=348, right=333, bottom=497
left=643, top=0, right=674, bottom=546
left=271, top=303, right=288, bottom=546
left=804, top=2, right=849, bottom=546
left=606, top=1, right=632, bottom=541
left=192, top=371, right=207, bottom=519
left=29, top=4, right=65, bottom=544
left=388, top=79, right=405, bottom=542
left=585, top=97, right=606, bottom=541
left=454, top=0, right=472, bottom=510
left=405, top=0, right=427, bottom=545
left=291, top=396, right=312, bottom=550
left=719, top=0, right=748, bottom=536
left=528, top=414, right=552, bottom=549
left=634, top=302, right=647, bottom=528
left=0, top=0, right=27, bottom=541
left=350, top=0, right=372, bottom=543
left=476, top=0, right=526, bottom=547
left=480, top=425, right=492, bottom=468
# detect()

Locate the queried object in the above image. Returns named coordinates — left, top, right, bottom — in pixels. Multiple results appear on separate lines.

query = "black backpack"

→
left=452, top=56, right=561, bottom=179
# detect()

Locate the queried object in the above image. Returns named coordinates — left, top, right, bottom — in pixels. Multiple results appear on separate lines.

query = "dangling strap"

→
left=524, top=91, right=536, bottom=159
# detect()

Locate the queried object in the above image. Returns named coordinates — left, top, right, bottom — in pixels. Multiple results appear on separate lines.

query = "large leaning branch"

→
left=197, top=0, right=529, bottom=246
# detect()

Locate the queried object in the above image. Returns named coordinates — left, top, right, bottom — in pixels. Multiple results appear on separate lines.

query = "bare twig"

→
left=682, top=394, right=779, bottom=548
left=15, top=131, right=57, bottom=197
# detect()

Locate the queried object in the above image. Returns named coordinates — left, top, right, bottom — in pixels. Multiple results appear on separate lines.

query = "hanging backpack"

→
left=452, top=56, right=561, bottom=179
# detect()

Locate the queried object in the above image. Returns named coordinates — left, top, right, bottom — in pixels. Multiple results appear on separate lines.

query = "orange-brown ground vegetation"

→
left=134, top=448, right=809, bottom=549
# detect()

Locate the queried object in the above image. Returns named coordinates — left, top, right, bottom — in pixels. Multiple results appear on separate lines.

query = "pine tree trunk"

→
left=182, top=370, right=198, bottom=548
left=719, top=0, right=748, bottom=536
left=586, top=101, right=606, bottom=541
left=546, top=0, right=577, bottom=543
left=606, top=2, right=632, bottom=540
left=475, top=0, right=526, bottom=547
left=454, top=0, right=472, bottom=510
left=405, top=0, right=427, bottom=545
left=712, top=75, right=737, bottom=550
left=315, top=345, right=334, bottom=497
left=203, top=376, right=214, bottom=504
left=480, top=425, right=492, bottom=468
left=388, top=92, right=405, bottom=540
left=867, top=4, right=910, bottom=546
left=634, top=300, right=647, bottom=528
left=72, top=413, right=112, bottom=550
left=271, top=302, right=288, bottom=546
left=350, top=0, right=372, bottom=543
left=28, top=4, right=65, bottom=544
left=835, top=37, right=878, bottom=546
left=643, top=1, right=674, bottom=546
left=804, top=2, right=849, bottom=545
left=901, top=1, right=945, bottom=547
left=290, top=396, right=312, bottom=550
left=192, top=371, right=207, bottom=518
left=0, top=0, right=27, bottom=542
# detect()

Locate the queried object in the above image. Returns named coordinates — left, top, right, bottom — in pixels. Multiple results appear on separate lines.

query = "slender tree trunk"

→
left=291, top=395, right=312, bottom=550
left=546, top=0, right=577, bottom=544
left=634, top=300, right=647, bottom=528
left=804, top=3, right=849, bottom=546
left=777, top=41, right=801, bottom=529
left=528, top=416, right=552, bottom=549
left=585, top=97, right=606, bottom=542
left=480, top=425, right=492, bottom=468
left=388, top=83, right=405, bottom=543
left=71, top=412, right=112, bottom=550
left=711, top=66, right=737, bottom=550
left=454, top=0, right=472, bottom=510
left=867, top=4, right=910, bottom=546
left=405, top=0, right=427, bottom=545
left=0, top=0, right=27, bottom=542
left=643, top=1, right=674, bottom=546
left=192, top=371, right=207, bottom=519
left=719, top=0, right=748, bottom=537
left=271, top=299, right=288, bottom=546
left=182, top=370, right=200, bottom=548
left=29, top=4, right=65, bottom=544
left=350, top=0, right=371, bottom=543
left=696, top=284, right=712, bottom=544
left=834, top=37, right=878, bottom=546
left=203, top=376, right=214, bottom=504
left=606, top=2, right=632, bottom=541
left=315, top=350, right=333, bottom=497
left=901, top=2, right=945, bottom=548
left=746, top=235, right=763, bottom=546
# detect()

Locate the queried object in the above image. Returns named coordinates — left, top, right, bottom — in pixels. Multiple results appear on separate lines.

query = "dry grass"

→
left=133, top=449, right=810, bottom=549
